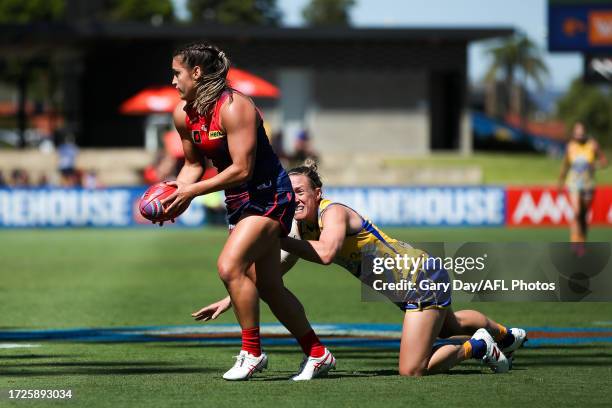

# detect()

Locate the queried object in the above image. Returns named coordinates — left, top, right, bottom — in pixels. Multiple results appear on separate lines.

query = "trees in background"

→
left=302, top=0, right=355, bottom=26
left=187, top=0, right=281, bottom=25
left=0, top=0, right=65, bottom=23
left=556, top=79, right=612, bottom=147
left=105, top=0, right=175, bottom=23
left=484, top=33, right=549, bottom=123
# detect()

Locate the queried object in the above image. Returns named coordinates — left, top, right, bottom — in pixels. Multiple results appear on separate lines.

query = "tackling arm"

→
left=280, top=205, right=347, bottom=265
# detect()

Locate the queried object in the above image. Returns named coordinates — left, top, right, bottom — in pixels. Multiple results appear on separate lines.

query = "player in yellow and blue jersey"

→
left=558, top=122, right=608, bottom=242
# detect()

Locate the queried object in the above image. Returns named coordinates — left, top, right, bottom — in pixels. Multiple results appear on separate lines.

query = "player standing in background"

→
left=558, top=121, right=608, bottom=243
left=194, top=161, right=528, bottom=376
left=162, top=43, right=335, bottom=381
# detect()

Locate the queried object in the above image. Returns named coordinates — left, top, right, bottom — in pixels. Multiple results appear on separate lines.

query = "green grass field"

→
left=2, top=227, right=612, bottom=407
left=384, top=152, right=612, bottom=185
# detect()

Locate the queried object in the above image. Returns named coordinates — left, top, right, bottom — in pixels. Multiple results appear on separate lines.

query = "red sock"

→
left=241, top=327, right=261, bottom=357
left=298, top=330, right=325, bottom=358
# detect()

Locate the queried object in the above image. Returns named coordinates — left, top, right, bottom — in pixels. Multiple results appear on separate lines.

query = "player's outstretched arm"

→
left=192, top=297, right=232, bottom=321
left=281, top=205, right=347, bottom=265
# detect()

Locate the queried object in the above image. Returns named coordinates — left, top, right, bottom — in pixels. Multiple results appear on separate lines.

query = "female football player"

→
left=194, top=161, right=527, bottom=376
left=162, top=43, right=334, bottom=381
left=558, top=121, right=608, bottom=243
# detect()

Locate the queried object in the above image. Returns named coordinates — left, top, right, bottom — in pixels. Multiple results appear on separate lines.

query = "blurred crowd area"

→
left=1, top=1, right=610, bottom=192
left=0, top=127, right=99, bottom=188
left=0, top=125, right=318, bottom=190
left=0, top=167, right=98, bottom=189
left=143, top=126, right=318, bottom=185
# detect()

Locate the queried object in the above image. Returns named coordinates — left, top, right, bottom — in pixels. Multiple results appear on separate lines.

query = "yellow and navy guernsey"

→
left=566, top=138, right=597, bottom=193
left=298, top=199, right=451, bottom=311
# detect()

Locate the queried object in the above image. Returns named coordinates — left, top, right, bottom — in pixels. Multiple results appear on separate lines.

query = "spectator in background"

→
left=10, top=168, right=30, bottom=187
left=0, top=170, right=6, bottom=187
left=292, top=129, right=318, bottom=166
left=56, top=130, right=80, bottom=187
left=82, top=170, right=100, bottom=189
left=37, top=173, right=51, bottom=187
left=270, top=130, right=289, bottom=166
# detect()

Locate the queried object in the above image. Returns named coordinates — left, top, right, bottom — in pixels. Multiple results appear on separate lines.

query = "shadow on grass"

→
left=445, top=369, right=488, bottom=376
left=254, top=368, right=488, bottom=381
left=0, top=360, right=216, bottom=377
left=253, top=369, right=401, bottom=381
left=151, top=343, right=247, bottom=349
left=1, top=361, right=179, bottom=368
left=0, top=354, right=77, bottom=360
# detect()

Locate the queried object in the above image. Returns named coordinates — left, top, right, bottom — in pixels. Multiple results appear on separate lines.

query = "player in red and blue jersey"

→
left=162, top=43, right=335, bottom=381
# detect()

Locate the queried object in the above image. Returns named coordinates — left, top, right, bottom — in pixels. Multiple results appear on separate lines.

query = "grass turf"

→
left=383, top=152, right=612, bottom=185
left=1, top=227, right=612, bottom=407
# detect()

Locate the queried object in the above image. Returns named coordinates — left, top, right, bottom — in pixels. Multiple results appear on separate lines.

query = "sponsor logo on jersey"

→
left=208, top=130, right=225, bottom=140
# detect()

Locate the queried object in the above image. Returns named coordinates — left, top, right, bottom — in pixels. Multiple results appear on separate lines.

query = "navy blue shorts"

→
left=225, top=172, right=296, bottom=237
left=401, top=257, right=452, bottom=312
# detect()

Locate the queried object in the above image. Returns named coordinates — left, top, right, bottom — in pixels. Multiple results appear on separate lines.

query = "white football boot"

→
left=501, top=328, right=528, bottom=356
left=472, top=328, right=510, bottom=373
left=291, top=348, right=336, bottom=381
left=222, top=350, right=268, bottom=381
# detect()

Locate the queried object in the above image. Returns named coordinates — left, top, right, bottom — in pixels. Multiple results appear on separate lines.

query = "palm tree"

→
left=484, top=33, right=549, bottom=126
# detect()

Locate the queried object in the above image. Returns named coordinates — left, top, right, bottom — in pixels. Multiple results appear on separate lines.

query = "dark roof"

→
left=0, top=22, right=513, bottom=45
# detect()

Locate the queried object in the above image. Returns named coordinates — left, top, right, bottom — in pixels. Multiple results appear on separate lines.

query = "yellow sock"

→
left=462, top=341, right=472, bottom=359
left=495, top=324, right=508, bottom=342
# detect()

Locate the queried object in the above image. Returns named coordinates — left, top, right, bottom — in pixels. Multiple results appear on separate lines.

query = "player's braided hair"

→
left=288, top=158, right=323, bottom=189
left=173, top=42, right=231, bottom=116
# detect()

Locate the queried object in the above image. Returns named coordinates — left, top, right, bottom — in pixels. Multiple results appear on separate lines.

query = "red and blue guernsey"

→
left=184, top=90, right=295, bottom=235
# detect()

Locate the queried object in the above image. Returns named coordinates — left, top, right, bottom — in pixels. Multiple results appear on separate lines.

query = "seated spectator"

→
left=82, top=169, right=100, bottom=189
left=10, top=168, right=30, bottom=187
left=292, top=128, right=318, bottom=166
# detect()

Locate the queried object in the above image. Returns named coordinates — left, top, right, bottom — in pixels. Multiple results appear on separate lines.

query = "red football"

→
left=139, top=182, right=177, bottom=222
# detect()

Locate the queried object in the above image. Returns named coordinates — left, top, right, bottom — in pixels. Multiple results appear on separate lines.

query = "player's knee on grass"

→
left=399, top=357, right=429, bottom=377
left=398, top=363, right=428, bottom=377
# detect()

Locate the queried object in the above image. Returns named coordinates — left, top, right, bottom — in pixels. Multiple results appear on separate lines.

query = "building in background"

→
left=0, top=19, right=511, bottom=157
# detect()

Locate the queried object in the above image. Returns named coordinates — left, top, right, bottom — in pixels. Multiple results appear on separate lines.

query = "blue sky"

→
left=173, top=0, right=582, bottom=91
